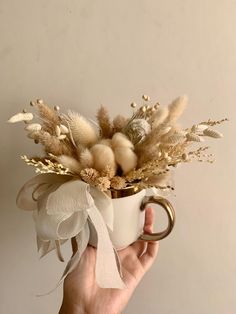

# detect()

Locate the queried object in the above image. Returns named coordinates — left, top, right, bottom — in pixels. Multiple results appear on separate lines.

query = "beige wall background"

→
left=0, top=1, right=236, bottom=313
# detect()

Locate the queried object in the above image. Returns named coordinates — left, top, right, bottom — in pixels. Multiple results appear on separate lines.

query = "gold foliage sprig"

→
left=21, top=155, right=71, bottom=175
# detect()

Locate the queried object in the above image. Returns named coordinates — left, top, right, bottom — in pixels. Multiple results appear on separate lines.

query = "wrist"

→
left=59, top=300, right=86, bottom=314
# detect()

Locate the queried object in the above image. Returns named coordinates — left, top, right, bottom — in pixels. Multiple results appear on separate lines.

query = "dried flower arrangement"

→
left=8, top=95, right=227, bottom=291
left=8, top=96, right=227, bottom=193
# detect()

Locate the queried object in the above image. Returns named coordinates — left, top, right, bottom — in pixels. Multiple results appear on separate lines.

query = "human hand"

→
left=59, top=207, right=159, bottom=314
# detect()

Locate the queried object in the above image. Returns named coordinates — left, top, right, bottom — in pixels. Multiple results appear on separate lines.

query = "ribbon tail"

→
left=55, top=240, right=64, bottom=262
left=88, top=205, right=126, bottom=289
left=113, top=248, right=123, bottom=279
left=59, top=223, right=90, bottom=282
left=36, top=223, right=90, bottom=297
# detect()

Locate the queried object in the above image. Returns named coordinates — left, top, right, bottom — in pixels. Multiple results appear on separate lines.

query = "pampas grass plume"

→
left=96, top=106, right=113, bottom=138
left=113, top=115, right=127, bottom=132
left=166, top=95, right=188, bottom=123
left=151, top=107, right=169, bottom=128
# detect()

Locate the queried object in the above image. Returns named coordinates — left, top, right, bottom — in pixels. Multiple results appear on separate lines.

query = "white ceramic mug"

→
left=89, top=186, right=175, bottom=250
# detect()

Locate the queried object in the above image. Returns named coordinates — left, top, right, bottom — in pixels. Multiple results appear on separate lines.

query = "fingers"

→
left=130, top=207, right=154, bottom=257
left=144, top=207, right=154, bottom=233
left=140, top=207, right=159, bottom=270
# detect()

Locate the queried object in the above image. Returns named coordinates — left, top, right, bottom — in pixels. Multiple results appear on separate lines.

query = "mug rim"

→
left=108, top=185, right=143, bottom=199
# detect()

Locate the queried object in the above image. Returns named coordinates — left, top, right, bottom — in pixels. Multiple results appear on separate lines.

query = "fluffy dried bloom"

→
left=90, top=144, right=117, bottom=174
left=80, top=168, right=99, bottom=185
left=112, top=132, right=134, bottom=149
left=112, top=133, right=137, bottom=174
left=100, top=165, right=116, bottom=179
left=110, top=176, right=127, bottom=189
left=98, top=138, right=112, bottom=147
left=96, top=105, right=113, bottom=138
left=95, top=176, right=111, bottom=191
left=80, top=148, right=94, bottom=168
left=56, top=155, right=82, bottom=175
left=114, top=147, right=137, bottom=175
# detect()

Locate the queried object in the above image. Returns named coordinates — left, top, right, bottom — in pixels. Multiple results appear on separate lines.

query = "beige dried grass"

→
left=112, top=115, right=127, bottom=133
left=96, top=105, right=113, bottom=138
left=36, top=101, right=60, bottom=134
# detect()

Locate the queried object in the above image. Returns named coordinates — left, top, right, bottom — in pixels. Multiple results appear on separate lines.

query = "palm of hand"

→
left=60, top=207, right=158, bottom=314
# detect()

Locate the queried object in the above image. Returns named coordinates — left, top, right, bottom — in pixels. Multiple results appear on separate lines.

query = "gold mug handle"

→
left=139, top=195, right=176, bottom=241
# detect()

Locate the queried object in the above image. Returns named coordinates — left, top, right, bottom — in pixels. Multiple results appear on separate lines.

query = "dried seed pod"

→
left=165, top=133, right=184, bottom=145
left=182, top=153, right=189, bottom=161
left=191, top=124, right=208, bottom=132
left=142, top=95, right=150, bottom=101
left=186, top=133, right=202, bottom=142
left=58, top=134, right=67, bottom=140
left=203, top=128, right=223, bottom=138
left=8, top=112, right=34, bottom=123
left=25, top=123, right=42, bottom=132
left=60, top=124, right=69, bottom=134
left=55, top=125, right=61, bottom=137
left=131, top=102, right=137, bottom=108
left=37, top=99, right=44, bottom=104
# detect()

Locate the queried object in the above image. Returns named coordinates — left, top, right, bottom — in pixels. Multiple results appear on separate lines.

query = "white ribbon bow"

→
left=17, top=174, right=125, bottom=290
